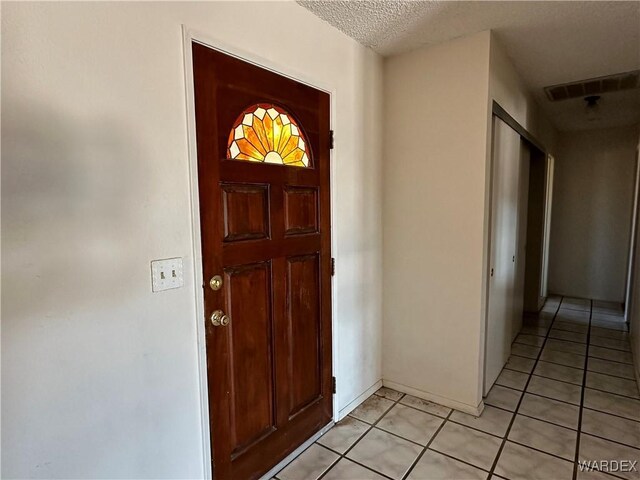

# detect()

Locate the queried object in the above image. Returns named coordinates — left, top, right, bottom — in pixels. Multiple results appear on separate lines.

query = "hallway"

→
left=275, top=296, right=640, bottom=480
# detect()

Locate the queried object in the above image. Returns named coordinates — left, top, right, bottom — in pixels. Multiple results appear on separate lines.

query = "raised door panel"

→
left=222, top=184, right=270, bottom=242
left=224, top=262, right=276, bottom=455
left=284, top=186, right=319, bottom=236
left=286, top=254, right=322, bottom=417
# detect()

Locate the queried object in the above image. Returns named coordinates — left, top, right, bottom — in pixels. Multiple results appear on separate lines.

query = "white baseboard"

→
left=383, top=379, right=484, bottom=417
left=260, top=421, right=334, bottom=480
left=337, top=379, right=383, bottom=420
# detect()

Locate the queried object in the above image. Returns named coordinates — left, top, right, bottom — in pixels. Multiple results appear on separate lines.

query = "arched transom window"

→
left=227, top=104, right=310, bottom=167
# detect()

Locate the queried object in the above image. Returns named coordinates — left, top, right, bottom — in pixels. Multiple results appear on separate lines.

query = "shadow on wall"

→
left=1, top=97, right=174, bottom=476
left=2, top=97, right=148, bottom=324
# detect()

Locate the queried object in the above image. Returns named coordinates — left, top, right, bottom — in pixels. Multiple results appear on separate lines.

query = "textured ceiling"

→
left=299, top=1, right=640, bottom=131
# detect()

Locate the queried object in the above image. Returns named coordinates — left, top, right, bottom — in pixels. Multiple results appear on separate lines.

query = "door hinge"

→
left=329, top=130, right=334, bottom=150
left=332, top=376, right=336, bottom=394
left=331, top=257, right=336, bottom=276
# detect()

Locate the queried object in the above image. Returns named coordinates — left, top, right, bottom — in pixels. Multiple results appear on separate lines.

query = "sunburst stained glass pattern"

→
left=227, top=104, right=310, bottom=167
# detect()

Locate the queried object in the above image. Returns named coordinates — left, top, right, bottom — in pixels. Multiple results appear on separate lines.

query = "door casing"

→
left=181, top=26, right=338, bottom=479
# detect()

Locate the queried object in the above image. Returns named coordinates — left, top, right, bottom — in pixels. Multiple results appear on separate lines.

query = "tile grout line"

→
left=489, top=380, right=640, bottom=413
left=293, top=299, right=635, bottom=480
left=487, top=296, right=565, bottom=478
left=418, top=447, right=493, bottom=475
left=500, top=362, right=639, bottom=400
left=572, top=299, right=593, bottom=480
left=506, top=358, right=637, bottom=380
left=488, top=399, right=640, bottom=435
left=400, top=410, right=454, bottom=480
left=281, top=390, right=406, bottom=480
left=389, top=400, right=451, bottom=420
left=316, top=390, right=408, bottom=480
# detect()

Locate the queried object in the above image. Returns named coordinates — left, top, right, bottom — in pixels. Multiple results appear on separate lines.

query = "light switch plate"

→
left=151, top=258, right=184, bottom=292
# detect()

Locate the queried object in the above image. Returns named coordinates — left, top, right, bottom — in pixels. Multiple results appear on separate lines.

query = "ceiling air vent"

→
left=544, top=71, right=640, bottom=101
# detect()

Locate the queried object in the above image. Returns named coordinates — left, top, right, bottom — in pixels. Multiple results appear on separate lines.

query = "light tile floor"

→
left=274, top=297, right=640, bottom=480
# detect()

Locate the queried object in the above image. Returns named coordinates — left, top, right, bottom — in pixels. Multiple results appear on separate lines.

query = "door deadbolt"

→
left=211, top=310, right=230, bottom=327
left=209, top=275, right=223, bottom=291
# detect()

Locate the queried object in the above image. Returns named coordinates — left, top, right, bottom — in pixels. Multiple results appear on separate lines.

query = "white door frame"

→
left=540, top=154, right=555, bottom=299
left=624, top=146, right=640, bottom=322
left=181, top=26, right=338, bottom=479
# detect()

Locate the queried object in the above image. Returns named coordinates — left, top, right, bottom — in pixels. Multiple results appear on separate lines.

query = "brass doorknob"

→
left=211, top=310, right=230, bottom=327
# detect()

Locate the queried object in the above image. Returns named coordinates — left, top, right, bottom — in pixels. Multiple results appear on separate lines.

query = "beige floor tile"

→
left=546, top=338, right=587, bottom=355
left=399, top=395, right=452, bottom=418
left=506, top=355, right=536, bottom=373
left=589, top=346, right=634, bottom=364
left=496, top=369, right=529, bottom=390
left=540, top=348, right=586, bottom=368
left=515, top=334, right=546, bottom=347
left=586, top=372, right=639, bottom=399
left=549, top=329, right=587, bottom=343
left=590, top=336, right=631, bottom=352
left=277, top=444, right=339, bottom=480
left=322, top=459, right=386, bottom=480
left=592, top=300, right=623, bottom=315
left=350, top=395, right=395, bottom=424
left=375, top=387, right=404, bottom=401
left=527, top=375, right=582, bottom=405
left=591, top=318, right=628, bottom=331
left=577, top=468, right=623, bottom=480
left=590, top=327, right=629, bottom=341
left=408, top=450, right=488, bottom=480
left=511, top=343, right=541, bottom=359
left=450, top=405, right=513, bottom=437
left=377, top=403, right=444, bottom=445
left=554, top=321, right=589, bottom=334
left=494, top=441, right=573, bottom=480
left=346, top=428, right=422, bottom=480
left=485, top=385, right=522, bottom=411
left=429, top=422, right=502, bottom=471
left=518, top=393, right=579, bottom=429
left=579, top=434, right=640, bottom=480
left=317, top=416, right=369, bottom=454
left=588, top=358, right=636, bottom=380
left=583, top=389, right=640, bottom=422
left=557, top=312, right=590, bottom=324
left=534, top=360, right=584, bottom=385
left=508, top=414, right=577, bottom=460
left=519, top=326, right=549, bottom=336
left=581, top=409, right=640, bottom=449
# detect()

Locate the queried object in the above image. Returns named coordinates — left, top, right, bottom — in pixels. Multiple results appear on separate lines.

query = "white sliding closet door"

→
left=485, top=116, right=522, bottom=394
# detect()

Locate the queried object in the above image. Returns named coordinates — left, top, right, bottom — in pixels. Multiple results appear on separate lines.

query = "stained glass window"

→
left=227, top=104, right=310, bottom=167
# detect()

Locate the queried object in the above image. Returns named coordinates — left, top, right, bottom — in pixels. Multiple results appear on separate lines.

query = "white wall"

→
left=548, top=126, right=639, bottom=302
left=382, top=30, right=557, bottom=414
left=488, top=34, right=557, bottom=151
left=1, top=2, right=383, bottom=478
left=383, top=31, right=491, bottom=413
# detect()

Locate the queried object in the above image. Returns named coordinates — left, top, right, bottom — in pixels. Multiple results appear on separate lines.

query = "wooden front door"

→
left=192, top=42, right=333, bottom=480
